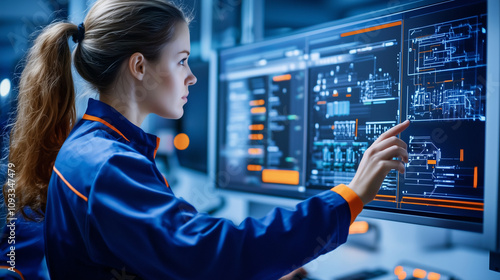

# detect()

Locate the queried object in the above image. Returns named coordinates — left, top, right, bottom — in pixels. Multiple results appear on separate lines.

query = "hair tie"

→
left=72, top=23, right=85, bottom=44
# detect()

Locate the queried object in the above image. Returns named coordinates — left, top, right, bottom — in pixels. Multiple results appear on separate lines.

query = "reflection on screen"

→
left=217, top=0, right=486, bottom=228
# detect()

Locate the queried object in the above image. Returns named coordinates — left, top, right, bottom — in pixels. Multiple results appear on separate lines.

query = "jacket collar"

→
left=83, top=98, right=160, bottom=160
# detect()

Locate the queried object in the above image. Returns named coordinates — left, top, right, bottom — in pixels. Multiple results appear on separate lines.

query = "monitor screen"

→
left=216, top=0, right=487, bottom=231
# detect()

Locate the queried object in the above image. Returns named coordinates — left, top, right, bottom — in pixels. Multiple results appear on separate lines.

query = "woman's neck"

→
left=99, top=93, right=147, bottom=128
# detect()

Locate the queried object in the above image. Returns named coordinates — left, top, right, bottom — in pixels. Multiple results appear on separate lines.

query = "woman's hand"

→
left=348, top=120, right=410, bottom=205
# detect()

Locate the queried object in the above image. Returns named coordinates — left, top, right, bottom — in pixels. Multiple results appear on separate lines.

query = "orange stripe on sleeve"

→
left=82, top=114, right=130, bottom=142
left=53, top=167, right=88, bottom=202
left=331, top=184, right=364, bottom=224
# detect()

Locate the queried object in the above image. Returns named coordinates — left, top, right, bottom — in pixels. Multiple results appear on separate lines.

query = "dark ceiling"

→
left=0, top=0, right=399, bottom=81
left=264, top=0, right=398, bottom=35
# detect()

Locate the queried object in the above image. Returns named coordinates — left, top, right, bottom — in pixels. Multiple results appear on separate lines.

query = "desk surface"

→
left=305, top=242, right=497, bottom=280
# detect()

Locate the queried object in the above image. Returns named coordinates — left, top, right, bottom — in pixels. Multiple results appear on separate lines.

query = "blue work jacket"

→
left=45, top=98, right=363, bottom=279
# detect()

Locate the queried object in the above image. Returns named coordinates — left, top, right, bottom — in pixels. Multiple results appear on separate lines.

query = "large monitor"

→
left=216, top=0, right=488, bottom=232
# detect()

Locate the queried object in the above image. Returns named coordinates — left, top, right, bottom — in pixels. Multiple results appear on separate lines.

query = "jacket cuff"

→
left=331, top=184, right=364, bottom=224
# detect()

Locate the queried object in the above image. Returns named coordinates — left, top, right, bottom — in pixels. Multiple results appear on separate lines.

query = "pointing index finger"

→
left=374, top=120, right=410, bottom=144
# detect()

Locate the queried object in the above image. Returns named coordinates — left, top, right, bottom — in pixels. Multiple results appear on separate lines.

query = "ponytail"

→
left=3, top=22, right=78, bottom=220
left=3, top=0, right=191, bottom=220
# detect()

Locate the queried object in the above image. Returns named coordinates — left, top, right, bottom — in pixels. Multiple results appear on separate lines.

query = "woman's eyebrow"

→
left=178, top=50, right=190, bottom=55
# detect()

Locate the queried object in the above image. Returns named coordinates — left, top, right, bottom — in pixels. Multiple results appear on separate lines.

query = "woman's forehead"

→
left=165, top=22, right=191, bottom=55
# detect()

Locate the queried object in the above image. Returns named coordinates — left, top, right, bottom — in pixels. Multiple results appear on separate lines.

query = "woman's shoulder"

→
left=49, top=125, right=153, bottom=206
left=59, top=123, right=137, bottom=162
left=52, top=124, right=143, bottom=188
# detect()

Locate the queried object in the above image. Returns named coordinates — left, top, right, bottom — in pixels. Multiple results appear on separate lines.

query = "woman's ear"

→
left=128, top=52, right=146, bottom=81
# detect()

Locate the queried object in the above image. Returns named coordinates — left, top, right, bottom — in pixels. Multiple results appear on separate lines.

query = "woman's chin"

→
left=158, top=109, right=183, bottom=120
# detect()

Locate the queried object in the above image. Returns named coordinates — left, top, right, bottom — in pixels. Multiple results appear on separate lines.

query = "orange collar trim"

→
left=82, top=114, right=130, bottom=142
left=154, top=137, right=160, bottom=159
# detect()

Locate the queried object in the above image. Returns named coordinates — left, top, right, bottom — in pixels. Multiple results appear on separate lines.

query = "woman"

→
left=3, top=0, right=409, bottom=279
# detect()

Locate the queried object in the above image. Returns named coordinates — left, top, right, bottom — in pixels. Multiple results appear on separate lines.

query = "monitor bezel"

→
left=484, top=0, right=500, bottom=251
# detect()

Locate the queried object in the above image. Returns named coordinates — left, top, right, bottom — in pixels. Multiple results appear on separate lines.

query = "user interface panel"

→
left=217, top=0, right=486, bottom=227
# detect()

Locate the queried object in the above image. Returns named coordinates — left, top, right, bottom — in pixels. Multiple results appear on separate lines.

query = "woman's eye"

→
left=180, top=58, right=188, bottom=66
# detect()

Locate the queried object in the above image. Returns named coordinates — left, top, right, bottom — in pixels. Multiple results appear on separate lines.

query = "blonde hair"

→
left=4, top=0, right=190, bottom=220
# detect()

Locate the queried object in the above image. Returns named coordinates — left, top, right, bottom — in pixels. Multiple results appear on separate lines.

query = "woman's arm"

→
left=87, top=152, right=357, bottom=279
left=85, top=121, right=409, bottom=279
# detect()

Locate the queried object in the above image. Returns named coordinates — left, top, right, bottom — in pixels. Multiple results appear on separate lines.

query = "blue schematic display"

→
left=217, top=0, right=486, bottom=226
left=407, top=16, right=485, bottom=122
left=307, top=18, right=401, bottom=202
left=398, top=3, right=486, bottom=217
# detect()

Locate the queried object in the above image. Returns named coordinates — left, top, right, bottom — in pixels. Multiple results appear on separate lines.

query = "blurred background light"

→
left=0, top=78, right=11, bottom=97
